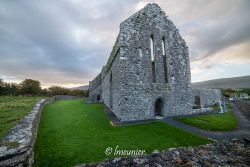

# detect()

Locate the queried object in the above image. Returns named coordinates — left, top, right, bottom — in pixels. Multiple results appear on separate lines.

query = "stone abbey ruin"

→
left=89, top=3, right=221, bottom=122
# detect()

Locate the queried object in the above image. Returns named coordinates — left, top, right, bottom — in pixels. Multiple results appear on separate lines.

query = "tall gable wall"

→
left=89, top=3, right=194, bottom=121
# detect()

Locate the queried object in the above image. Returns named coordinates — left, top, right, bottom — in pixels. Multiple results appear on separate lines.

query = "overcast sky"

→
left=0, top=0, right=250, bottom=87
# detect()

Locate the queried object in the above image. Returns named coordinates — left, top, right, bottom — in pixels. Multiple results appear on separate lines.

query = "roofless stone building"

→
left=89, top=3, right=220, bottom=122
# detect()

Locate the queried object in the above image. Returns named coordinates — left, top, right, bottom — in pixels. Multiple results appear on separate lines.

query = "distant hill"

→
left=70, top=76, right=250, bottom=90
left=192, top=75, right=250, bottom=89
left=70, top=85, right=89, bottom=90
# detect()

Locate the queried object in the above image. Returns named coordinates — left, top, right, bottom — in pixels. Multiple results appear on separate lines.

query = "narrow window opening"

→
left=150, top=34, right=156, bottom=83
left=139, top=47, right=142, bottom=57
left=109, top=72, right=113, bottom=109
left=163, top=55, right=168, bottom=83
left=162, top=38, right=165, bottom=55
left=162, top=37, right=168, bottom=83
left=150, top=36, right=154, bottom=61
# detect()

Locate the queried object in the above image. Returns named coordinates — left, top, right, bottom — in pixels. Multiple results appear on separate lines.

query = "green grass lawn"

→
left=175, top=111, right=237, bottom=131
left=0, top=96, right=44, bottom=139
left=34, top=99, right=212, bottom=167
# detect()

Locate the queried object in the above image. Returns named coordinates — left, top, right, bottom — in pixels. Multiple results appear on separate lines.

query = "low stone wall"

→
left=54, top=95, right=87, bottom=100
left=0, top=96, right=87, bottom=167
left=192, top=107, right=214, bottom=114
left=76, top=138, right=250, bottom=167
left=235, top=100, right=250, bottom=120
left=0, top=97, right=56, bottom=167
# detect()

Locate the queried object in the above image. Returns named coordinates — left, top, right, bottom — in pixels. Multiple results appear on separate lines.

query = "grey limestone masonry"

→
left=192, top=88, right=221, bottom=107
left=89, top=3, right=221, bottom=122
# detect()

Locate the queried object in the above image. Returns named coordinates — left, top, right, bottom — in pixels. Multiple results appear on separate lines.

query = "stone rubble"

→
left=76, top=138, right=250, bottom=167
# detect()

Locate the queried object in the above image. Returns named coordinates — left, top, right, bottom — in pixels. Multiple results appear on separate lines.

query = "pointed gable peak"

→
left=121, top=3, right=166, bottom=25
left=143, top=3, right=161, bottom=11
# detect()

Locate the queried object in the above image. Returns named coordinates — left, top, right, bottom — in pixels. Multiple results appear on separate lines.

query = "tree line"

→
left=221, top=88, right=250, bottom=97
left=0, top=79, right=88, bottom=97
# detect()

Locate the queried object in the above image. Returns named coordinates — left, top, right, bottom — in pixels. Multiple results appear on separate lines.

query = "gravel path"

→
left=161, top=103, right=250, bottom=141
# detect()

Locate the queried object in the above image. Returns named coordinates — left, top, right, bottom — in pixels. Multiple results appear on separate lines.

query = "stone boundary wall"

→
left=0, top=96, right=86, bottom=167
left=192, top=107, right=214, bottom=114
left=0, top=97, right=55, bottom=167
left=54, top=95, right=87, bottom=100
left=235, top=100, right=250, bottom=120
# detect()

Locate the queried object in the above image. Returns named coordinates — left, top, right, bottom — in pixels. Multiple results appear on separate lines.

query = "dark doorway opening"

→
left=97, top=94, right=100, bottom=101
left=194, top=96, right=201, bottom=108
left=155, top=98, right=164, bottom=116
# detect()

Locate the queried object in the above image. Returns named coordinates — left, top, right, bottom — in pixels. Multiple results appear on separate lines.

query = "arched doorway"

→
left=155, top=98, right=164, bottom=116
left=97, top=94, right=100, bottom=101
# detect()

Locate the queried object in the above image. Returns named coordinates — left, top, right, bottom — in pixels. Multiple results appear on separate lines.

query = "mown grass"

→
left=0, top=96, right=45, bottom=139
left=34, top=99, right=212, bottom=167
left=175, top=111, right=237, bottom=131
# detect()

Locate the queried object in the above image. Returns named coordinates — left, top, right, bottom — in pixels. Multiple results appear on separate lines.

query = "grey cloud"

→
left=157, top=0, right=250, bottom=65
left=0, top=0, right=138, bottom=86
left=0, top=0, right=249, bottom=86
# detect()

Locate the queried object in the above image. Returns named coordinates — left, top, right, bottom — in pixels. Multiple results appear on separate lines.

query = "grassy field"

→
left=175, top=111, right=237, bottom=131
left=0, top=96, right=45, bottom=139
left=34, top=99, right=212, bottom=167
